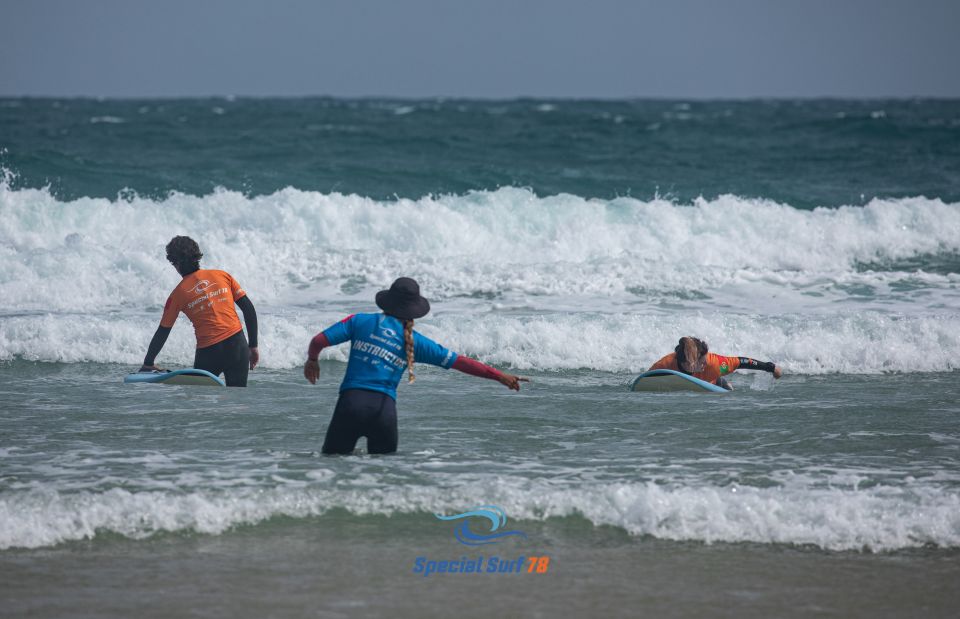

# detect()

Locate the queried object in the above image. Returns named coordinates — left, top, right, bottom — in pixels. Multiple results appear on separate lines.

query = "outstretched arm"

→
left=141, top=325, right=172, bottom=371
left=236, top=295, right=259, bottom=369
left=452, top=355, right=529, bottom=391
left=736, top=357, right=783, bottom=378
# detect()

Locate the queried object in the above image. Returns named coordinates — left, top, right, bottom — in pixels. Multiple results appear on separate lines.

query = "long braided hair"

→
left=403, top=319, right=416, bottom=383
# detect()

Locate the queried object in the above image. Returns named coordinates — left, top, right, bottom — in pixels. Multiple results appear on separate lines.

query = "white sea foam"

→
left=1, top=180, right=958, bottom=373
left=1, top=479, right=957, bottom=552
left=2, top=183, right=957, bottom=309
left=89, top=116, right=126, bottom=124
left=2, top=309, right=959, bottom=374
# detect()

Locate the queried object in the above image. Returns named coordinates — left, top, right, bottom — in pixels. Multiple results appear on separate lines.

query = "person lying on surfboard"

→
left=138, top=235, right=259, bottom=387
left=649, top=336, right=782, bottom=390
left=303, top=277, right=527, bottom=455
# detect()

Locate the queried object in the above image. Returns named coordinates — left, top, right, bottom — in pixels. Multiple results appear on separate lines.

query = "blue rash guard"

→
left=321, top=313, right=458, bottom=399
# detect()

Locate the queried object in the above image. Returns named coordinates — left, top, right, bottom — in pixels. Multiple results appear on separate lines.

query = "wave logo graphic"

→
left=190, top=279, right=213, bottom=295
left=434, top=506, right=527, bottom=546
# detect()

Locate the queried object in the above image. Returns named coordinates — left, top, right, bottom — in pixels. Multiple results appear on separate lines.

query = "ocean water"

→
left=1, top=98, right=959, bottom=617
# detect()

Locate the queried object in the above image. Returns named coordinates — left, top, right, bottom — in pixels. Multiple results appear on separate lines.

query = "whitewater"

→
left=2, top=99, right=960, bottom=615
left=3, top=180, right=959, bottom=556
left=2, top=180, right=959, bottom=374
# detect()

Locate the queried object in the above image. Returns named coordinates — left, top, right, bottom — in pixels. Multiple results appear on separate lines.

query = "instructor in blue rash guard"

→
left=304, top=277, right=527, bottom=455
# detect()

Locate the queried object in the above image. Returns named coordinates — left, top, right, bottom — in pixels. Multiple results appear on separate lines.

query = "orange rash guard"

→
left=160, top=269, right=247, bottom=348
left=648, top=352, right=744, bottom=385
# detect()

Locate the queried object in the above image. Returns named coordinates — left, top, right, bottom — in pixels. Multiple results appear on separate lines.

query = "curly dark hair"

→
left=165, top=236, right=203, bottom=273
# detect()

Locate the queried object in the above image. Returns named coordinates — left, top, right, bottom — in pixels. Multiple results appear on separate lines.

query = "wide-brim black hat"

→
left=376, top=277, right=431, bottom=320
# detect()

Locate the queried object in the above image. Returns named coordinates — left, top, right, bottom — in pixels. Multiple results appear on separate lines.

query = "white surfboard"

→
left=123, top=369, right=226, bottom=387
left=630, top=369, right=728, bottom=393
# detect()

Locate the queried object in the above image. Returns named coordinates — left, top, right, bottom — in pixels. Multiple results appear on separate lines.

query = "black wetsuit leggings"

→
left=193, top=330, right=250, bottom=387
left=322, top=389, right=398, bottom=455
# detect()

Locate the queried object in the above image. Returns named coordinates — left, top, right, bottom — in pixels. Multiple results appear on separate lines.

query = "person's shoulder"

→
left=352, top=312, right=379, bottom=322
left=649, top=352, right=676, bottom=369
left=165, top=275, right=195, bottom=306
left=705, top=352, right=726, bottom=365
left=168, top=279, right=185, bottom=295
left=412, top=327, right=443, bottom=347
left=168, top=274, right=195, bottom=296
left=344, top=312, right=381, bottom=328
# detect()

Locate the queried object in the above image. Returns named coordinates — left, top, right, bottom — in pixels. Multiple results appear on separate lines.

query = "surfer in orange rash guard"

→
left=138, top=236, right=259, bottom=387
left=649, top=336, right=783, bottom=390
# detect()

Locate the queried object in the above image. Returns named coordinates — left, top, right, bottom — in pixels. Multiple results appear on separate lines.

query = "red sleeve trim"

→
left=308, top=332, right=330, bottom=361
left=452, top=356, right=503, bottom=381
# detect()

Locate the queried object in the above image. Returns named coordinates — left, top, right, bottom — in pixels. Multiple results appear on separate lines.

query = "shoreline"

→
left=3, top=518, right=958, bottom=619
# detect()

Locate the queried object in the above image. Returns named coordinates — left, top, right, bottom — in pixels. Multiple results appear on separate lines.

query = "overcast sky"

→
left=1, top=0, right=958, bottom=98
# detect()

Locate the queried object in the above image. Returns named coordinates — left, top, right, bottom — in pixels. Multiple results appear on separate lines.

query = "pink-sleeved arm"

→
left=452, top=355, right=504, bottom=381
left=308, top=333, right=330, bottom=361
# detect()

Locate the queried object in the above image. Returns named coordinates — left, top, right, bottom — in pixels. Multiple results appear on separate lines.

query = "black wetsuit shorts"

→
left=194, top=330, right=250, bottom=387
left=322, top=389, right=398, bottom=455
